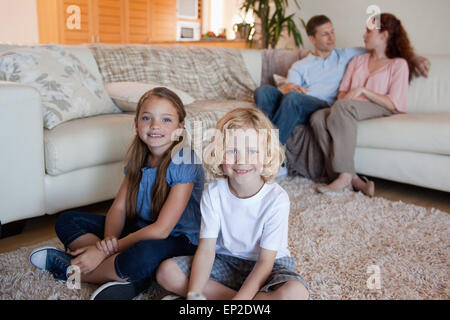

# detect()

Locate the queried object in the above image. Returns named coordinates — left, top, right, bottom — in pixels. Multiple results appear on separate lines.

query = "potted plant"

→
left=240, top=0, right=304, bottom=48
left=233, top=22, right=252, bottom=40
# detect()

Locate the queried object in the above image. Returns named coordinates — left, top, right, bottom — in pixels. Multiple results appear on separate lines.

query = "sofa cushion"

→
left=0, top=45, right=118, bottom=129
left=357, top=113, right=450, bottom=156
left=44, top=113, right=135, bottom=175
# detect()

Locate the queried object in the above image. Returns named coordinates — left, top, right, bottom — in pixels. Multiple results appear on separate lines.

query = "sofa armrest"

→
left=0, top=82, right=45, bottom=224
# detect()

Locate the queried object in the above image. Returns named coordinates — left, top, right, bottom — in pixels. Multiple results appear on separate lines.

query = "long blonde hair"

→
left=125, top=87, right=186, bottom=220
left=203, top=107, right=284, bottom=182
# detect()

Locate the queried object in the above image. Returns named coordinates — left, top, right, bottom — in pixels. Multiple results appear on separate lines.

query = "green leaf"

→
left=240, top=0, right=304, bottom=48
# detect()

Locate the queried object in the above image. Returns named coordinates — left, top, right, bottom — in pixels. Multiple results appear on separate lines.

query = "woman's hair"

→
left=203, top=107, right=285, bottom=182
left=378, top=13, right=416, bottom=82
left=125, top=87, right=186, bottom=220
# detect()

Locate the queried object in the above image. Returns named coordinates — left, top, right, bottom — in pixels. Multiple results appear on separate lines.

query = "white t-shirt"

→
left=200, top=178, right=291, bottom=261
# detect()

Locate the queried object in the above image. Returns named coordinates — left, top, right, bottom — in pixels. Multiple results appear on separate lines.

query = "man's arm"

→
left=283, top=61, right=307, bottom=94
left=411, top=55, right=431, bottom=78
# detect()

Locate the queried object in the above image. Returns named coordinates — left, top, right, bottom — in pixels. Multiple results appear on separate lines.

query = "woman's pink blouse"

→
left=339, top=53, right=409, bottom=113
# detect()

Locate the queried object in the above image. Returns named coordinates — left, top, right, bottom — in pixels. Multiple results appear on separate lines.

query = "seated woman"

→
left=309, top=13, right=416, bottom=196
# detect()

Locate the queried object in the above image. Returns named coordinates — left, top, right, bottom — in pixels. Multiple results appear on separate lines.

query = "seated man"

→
left=254, top=15, right=430, bottom=145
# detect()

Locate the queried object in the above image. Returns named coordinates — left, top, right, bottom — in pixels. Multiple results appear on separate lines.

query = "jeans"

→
left=254, top=85, right=329, bottom=144
left=55, top=210, right=197, bottom=282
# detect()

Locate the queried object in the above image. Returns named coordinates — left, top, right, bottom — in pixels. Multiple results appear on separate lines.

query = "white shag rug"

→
left=1, top=177, right=449, bottom=300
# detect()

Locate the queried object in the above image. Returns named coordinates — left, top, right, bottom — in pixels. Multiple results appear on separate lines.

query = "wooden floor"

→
left=1, top=177, right=449, bottom=254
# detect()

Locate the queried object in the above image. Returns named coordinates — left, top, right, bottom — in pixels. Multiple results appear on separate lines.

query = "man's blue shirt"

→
left=286, top=47, right=366, bottom=105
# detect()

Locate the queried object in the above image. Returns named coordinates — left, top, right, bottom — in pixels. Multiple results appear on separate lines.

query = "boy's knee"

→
left=279, top=280, right=309, bottom=300
left=155, top=259, right=173, bottom=287
left=156, top=258, right=184, bottom=290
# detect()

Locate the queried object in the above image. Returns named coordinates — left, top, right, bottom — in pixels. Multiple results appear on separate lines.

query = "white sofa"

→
left=0, top=44, right=449, bottom=227
left=0, top=44, right=261, bottom=226
left=354, top=55, right=450, bottom=192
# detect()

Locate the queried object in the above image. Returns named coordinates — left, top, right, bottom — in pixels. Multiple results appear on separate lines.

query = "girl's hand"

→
left=69, top=245, right=108, bottom=274
left=345, top=87, right=365, bottom=100
left=96, top=237, right=119, bottom=257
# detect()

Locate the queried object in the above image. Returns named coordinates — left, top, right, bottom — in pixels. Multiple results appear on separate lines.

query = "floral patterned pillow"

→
left=0, top=45, right=118, bottom=129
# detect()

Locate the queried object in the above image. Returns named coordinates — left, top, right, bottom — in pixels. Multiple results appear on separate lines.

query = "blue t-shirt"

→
left=286, top=47, right=366, bottom=105
left=127, top=148, right=204, bottom=245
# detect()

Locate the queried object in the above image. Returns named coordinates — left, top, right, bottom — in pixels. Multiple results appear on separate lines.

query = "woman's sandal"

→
left=359, top=176, right=375, bottom=197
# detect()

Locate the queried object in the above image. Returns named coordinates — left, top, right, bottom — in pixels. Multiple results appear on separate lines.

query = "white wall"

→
left=0, top=0, right=39, bottom=44
left=288, top=0, right=450, bottom=55
left=205, top=0, right=243, bottom=39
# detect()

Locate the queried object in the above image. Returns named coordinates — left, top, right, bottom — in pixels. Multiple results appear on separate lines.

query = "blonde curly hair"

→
left=203, top=107, right=285, bottom=182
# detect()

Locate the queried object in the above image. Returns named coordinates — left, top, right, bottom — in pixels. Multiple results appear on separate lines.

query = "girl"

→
left=310, top=13, right=416, bottom=196
left=29, top=87, right=204, bottom=300
left=156, top=107, right=309, bottom=300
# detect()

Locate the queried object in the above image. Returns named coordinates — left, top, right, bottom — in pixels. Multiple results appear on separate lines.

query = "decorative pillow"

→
left=0, top=45, right=118, bottom=129
left=273, top=74, right=287, bottom=89
left=105, top=81, right=196, bottom=112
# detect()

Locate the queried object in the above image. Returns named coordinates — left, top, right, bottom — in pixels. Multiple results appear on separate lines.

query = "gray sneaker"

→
left=29, top=246, right=73, bottom=281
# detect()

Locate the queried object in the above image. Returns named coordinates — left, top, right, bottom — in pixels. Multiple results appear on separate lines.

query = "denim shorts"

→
left=173, top=253, right=310, bottom=294
left=55, top=210, right=197, bottom=282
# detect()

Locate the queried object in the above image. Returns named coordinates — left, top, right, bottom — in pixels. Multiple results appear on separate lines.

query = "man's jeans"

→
left=254, top=85, right=329, bottom=144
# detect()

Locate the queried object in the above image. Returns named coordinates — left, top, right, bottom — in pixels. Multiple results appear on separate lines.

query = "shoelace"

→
left=50, top=253, right=70, bottom=280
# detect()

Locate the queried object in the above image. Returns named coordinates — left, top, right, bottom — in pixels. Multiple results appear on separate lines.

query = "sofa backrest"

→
left=1, top=44, right=263, bottom=101
left=2, top=45, right=448, bottom=114
left=407, top=54, right=450, bottom=114
left=88, top=44, right=258, bottom=101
